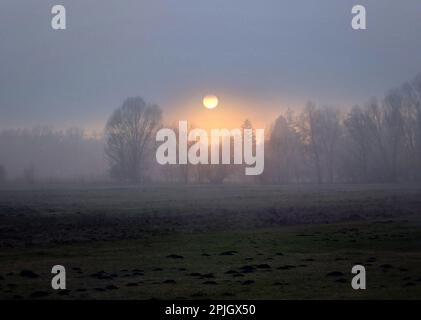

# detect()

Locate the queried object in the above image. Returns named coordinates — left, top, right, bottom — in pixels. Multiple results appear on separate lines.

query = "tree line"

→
left=264, top=73, right=421, bottom=183
left=1, top=73, right=421, bottom=184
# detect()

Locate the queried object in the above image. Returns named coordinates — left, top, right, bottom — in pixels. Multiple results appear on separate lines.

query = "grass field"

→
left=1, top=184, right=421, bottom=299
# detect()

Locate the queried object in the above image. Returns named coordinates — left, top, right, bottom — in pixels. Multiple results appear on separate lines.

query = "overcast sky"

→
left=1, top=0, right=421, bottom=130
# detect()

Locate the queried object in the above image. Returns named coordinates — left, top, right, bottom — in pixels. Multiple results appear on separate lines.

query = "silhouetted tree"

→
left=268, top=113, right=303, bottom=183
left=105, top=97, right=162, bottom=183
left=299, top=102, right=323, bottom=183
left=344, top=105, right=372, bottom=181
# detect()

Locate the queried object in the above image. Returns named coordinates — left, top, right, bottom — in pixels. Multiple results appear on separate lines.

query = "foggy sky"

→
left=1, top=0, right=421, bottom=130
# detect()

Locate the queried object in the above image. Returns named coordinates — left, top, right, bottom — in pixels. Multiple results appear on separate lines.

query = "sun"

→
left=203, top=95, right=219, bottom=109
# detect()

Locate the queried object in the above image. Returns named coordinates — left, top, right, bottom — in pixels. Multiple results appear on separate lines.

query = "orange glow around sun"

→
left=164, top=93, right=284, bottom=132
left=203, top=95, right=219, bottom=109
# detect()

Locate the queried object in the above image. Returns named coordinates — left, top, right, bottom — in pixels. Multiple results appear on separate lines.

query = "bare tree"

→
left=297, top=103, right=342, bottom=183
left=268, top=113, right=303, bottom=183
left=299, top=102, right=323, bottom=183
left=105, top=97, right=162, bottom=183
left=382, top=89, right=405, bottom=182
left=344, top=105, right=372, bottom=181
left=318, top=107, right=341, bottom=183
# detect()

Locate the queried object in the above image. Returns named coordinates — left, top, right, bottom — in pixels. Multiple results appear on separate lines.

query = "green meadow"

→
left=1, top=184, right=421, bottom=299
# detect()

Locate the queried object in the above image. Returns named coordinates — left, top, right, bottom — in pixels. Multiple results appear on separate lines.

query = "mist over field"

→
left=1, top=72, right=421, bottom=185
left=1, top=1, right=421, bottom=185
left=1, top=0, right=421, bottom=301
left=1, top=72, right=421, bottom=299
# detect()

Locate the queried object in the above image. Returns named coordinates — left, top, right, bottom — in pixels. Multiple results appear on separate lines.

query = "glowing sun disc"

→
left=203, top=95, right=219, bottom=109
